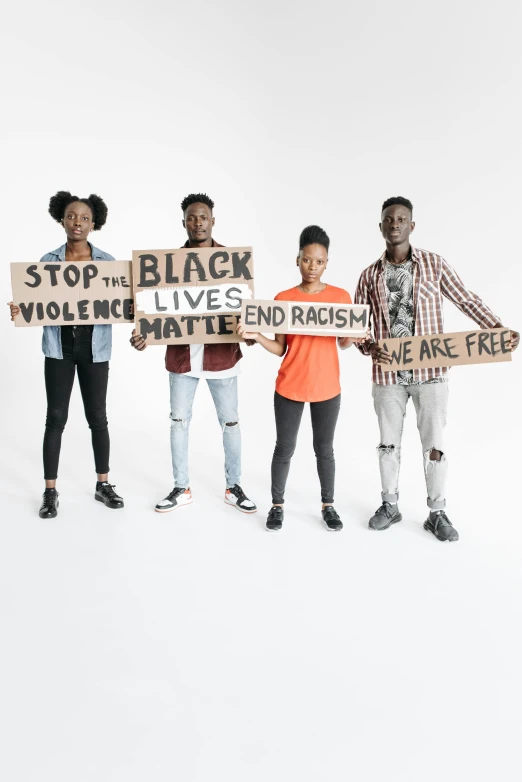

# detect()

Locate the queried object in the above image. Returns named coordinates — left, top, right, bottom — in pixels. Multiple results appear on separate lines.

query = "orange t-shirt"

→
left=274, top=285, right=352, bottom=403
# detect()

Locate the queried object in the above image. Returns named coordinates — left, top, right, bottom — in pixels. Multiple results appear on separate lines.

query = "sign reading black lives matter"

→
left=10, top=261, right=134, bottom=326
left=132, top=247, right=254, bottom=344
left=241, top=300, right=369, bottom=336
left=376, top=328, right=512, bottom=370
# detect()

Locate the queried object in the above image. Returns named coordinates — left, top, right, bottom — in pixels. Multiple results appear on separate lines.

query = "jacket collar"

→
left=51, top=242, right=106, bottom=262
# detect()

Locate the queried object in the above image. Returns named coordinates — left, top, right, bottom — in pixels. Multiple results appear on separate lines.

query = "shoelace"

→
left=432, top=512, right=450, bottom=530
left=43, top=488, right=58, bottom=504
left=166, top=487, right=186, bottom=502
left=268, top=506, right=283, bottom=518
left=323, top=507, right=340, bottom=521
left=230, top=485, right=247, bottom=503
left=101, top=483, right=119, bottom=500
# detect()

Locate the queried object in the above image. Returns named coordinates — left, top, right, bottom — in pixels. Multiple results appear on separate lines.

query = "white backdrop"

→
left=1, top=2, right=521, bottom=781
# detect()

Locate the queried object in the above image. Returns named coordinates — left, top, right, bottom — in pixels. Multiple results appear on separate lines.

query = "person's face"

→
left=62, top=201, right=94, bottom=241
left=183, top=202, right=215, bottom=244
left=380, top=204, right=415, bottom=246
left=297, top=243, right=328, bottom=283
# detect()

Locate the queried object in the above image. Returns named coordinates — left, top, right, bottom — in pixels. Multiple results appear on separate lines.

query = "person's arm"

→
left=353, top=271, right=374, bottom=356
left=441, top=259, right=519, bottom=351
left=236, top=321, right=286, bottom=357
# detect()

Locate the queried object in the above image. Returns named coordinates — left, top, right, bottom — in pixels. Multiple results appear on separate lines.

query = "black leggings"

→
left=271, top=391, right=341, bottom=505
left=43, top=327, right=110, bottom=480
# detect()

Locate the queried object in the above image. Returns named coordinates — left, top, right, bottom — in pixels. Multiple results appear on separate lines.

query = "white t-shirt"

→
left=184, top=343, right=241, bottom=379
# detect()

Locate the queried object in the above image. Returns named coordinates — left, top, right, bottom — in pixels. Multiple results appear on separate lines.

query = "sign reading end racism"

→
left=377, top=329, right=512, bottom=371
left=10, top=261, right=133, bottom=326
left=132, top=246, right=254, bottom=344
left=241, top=300, right=369, bottom=336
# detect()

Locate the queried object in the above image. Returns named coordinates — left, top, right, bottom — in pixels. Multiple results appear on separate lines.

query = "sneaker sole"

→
left=95, top=494, right=124, bottom=509
left=155, top=497, right=193, bottom=513
left=265, top=525, right=282, bottom=531
left=224, top=496, right=257, bottom=513
left=369, top=513, right=402, bottom=530
left=321, top=518, right=343, bottom=532
left=423, top=520, right=459, bottom=542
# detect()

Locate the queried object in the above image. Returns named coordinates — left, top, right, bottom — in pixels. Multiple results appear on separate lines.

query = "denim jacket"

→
left=41, top=243, right=115, bottom=362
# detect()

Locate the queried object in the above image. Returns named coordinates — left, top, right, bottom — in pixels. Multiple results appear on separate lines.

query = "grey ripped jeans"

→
left=372, top=381, right=449, bottom=510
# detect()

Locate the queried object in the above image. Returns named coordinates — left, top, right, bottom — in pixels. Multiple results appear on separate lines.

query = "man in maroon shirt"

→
left=131, top=193, right=257, bottom=515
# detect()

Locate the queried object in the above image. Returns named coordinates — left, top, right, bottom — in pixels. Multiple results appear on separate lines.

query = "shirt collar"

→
left=378, top=245, right=420, bottom=266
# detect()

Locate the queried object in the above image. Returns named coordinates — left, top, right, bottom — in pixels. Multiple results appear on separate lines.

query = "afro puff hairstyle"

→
left=48, top=191, right=108, bottom=230
left=181, top=193, right=215, bottom=213
left=298, top=224, right=330, bottom=252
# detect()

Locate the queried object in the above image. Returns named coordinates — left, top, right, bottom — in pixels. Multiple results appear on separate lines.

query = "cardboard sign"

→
left=132, top=247, right=254, bottom=344
left=10, top=261, right=133, bottom=326
left=377, top=329, right=512, bottom=370
left=241, top=299, right=369, bottom=336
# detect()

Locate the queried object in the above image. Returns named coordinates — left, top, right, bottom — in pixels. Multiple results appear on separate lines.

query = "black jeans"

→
left=271, top=391, right=341, bottom=505
left=43, top=327, right=110, bottom=480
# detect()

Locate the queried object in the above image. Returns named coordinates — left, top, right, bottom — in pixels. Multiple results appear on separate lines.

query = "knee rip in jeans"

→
left=170, top=417, right=188, bottom=430
left=223, top=421, right=239, bottom=432
left=426, top=447, right=444, bottom=462
left=378, top=443, right=396, bottom=455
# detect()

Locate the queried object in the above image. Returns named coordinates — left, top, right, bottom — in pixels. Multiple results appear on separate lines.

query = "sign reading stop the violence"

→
left=10, top=261, right=134, bottom=326
left=377, top=329, right=512, bottom=370
left=132, top=247, right=254, bottom=344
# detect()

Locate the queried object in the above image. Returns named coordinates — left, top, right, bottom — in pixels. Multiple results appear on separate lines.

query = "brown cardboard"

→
left=132, top=247, right=254, bottom=344
left=11, top=261, right=133, bottom=326
left=376, top=329, right=512, bottom=370
left=241, top=300, right=369, bottom=336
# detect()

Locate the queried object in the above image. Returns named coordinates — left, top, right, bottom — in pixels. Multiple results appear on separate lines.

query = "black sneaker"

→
left=322, top=505, right=343, bottom=531
left=424, top=510, right=459, bottom=542
left=155, top=487, right=193, bottom=513
left=39, top=488, right=59, bottom=519
left=266, top=506, right=284, bottom=531
left=95, top=482, right=124, bottom=509
left=225, top=484, right=257, bottom=513
left=369, top=502, right=402, bottom=530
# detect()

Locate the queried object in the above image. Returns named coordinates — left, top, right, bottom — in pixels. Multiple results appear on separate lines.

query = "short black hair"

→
left=299, top=225, right=330, bottom=252
left=181, top=193, right=214, bottom=213
left=381, top=196, right=413, bottom=214
left=48, top=191, right=108, bottom=230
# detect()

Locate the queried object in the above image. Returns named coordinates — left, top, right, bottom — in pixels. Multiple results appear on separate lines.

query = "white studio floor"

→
left=1, top=365, right=521, bottom=782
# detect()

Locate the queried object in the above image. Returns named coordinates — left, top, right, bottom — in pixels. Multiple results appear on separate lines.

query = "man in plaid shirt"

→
left=355, top=196, right=519, bottom=542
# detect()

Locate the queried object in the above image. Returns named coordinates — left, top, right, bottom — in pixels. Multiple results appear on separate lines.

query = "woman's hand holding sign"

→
left=237, top=320, right=286, bottom=357
left=8, top=302, right=20, bottom=321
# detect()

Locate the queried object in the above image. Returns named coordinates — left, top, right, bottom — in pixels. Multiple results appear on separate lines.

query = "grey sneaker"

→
left=369, top=502, right=402, bottom=530
left=423, top=511, right=459, bottom=542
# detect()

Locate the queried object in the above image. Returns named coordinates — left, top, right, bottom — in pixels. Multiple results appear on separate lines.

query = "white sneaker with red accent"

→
left=155, top=487, right=193, bottom=513
left=225, top=485, right=257, bottom=513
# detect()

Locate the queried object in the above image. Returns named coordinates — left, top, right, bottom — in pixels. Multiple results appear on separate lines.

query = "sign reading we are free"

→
left=133, top=247, right=254, bottom=344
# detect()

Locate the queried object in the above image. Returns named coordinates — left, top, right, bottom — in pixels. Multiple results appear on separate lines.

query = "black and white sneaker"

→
left=321, top=505, right=343, bottom=531
left=266, top=506, right=284, bottom=531
left=39, top=488, right=59, bottom=519
left=155, top=487, right=193, bottom=513
left=95, top=482, right=124, bottom=509
left=224, top=484, right=257, bottom=513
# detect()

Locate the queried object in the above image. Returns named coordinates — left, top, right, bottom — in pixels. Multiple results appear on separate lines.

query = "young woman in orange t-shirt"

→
left=238, top=225, right=358, bottom=532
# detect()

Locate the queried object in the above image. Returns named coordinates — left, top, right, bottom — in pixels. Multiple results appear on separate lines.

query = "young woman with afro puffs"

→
left=8, top=191, right=125, bottom=518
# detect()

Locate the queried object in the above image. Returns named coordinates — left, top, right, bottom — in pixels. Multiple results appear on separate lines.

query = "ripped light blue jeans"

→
left=169, top=373, right=241, bottom=489
left=372, top=381, right=449, bottom=510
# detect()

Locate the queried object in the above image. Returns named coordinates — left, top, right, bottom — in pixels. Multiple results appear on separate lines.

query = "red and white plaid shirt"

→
left=355, top=246, right=501, bottom=385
